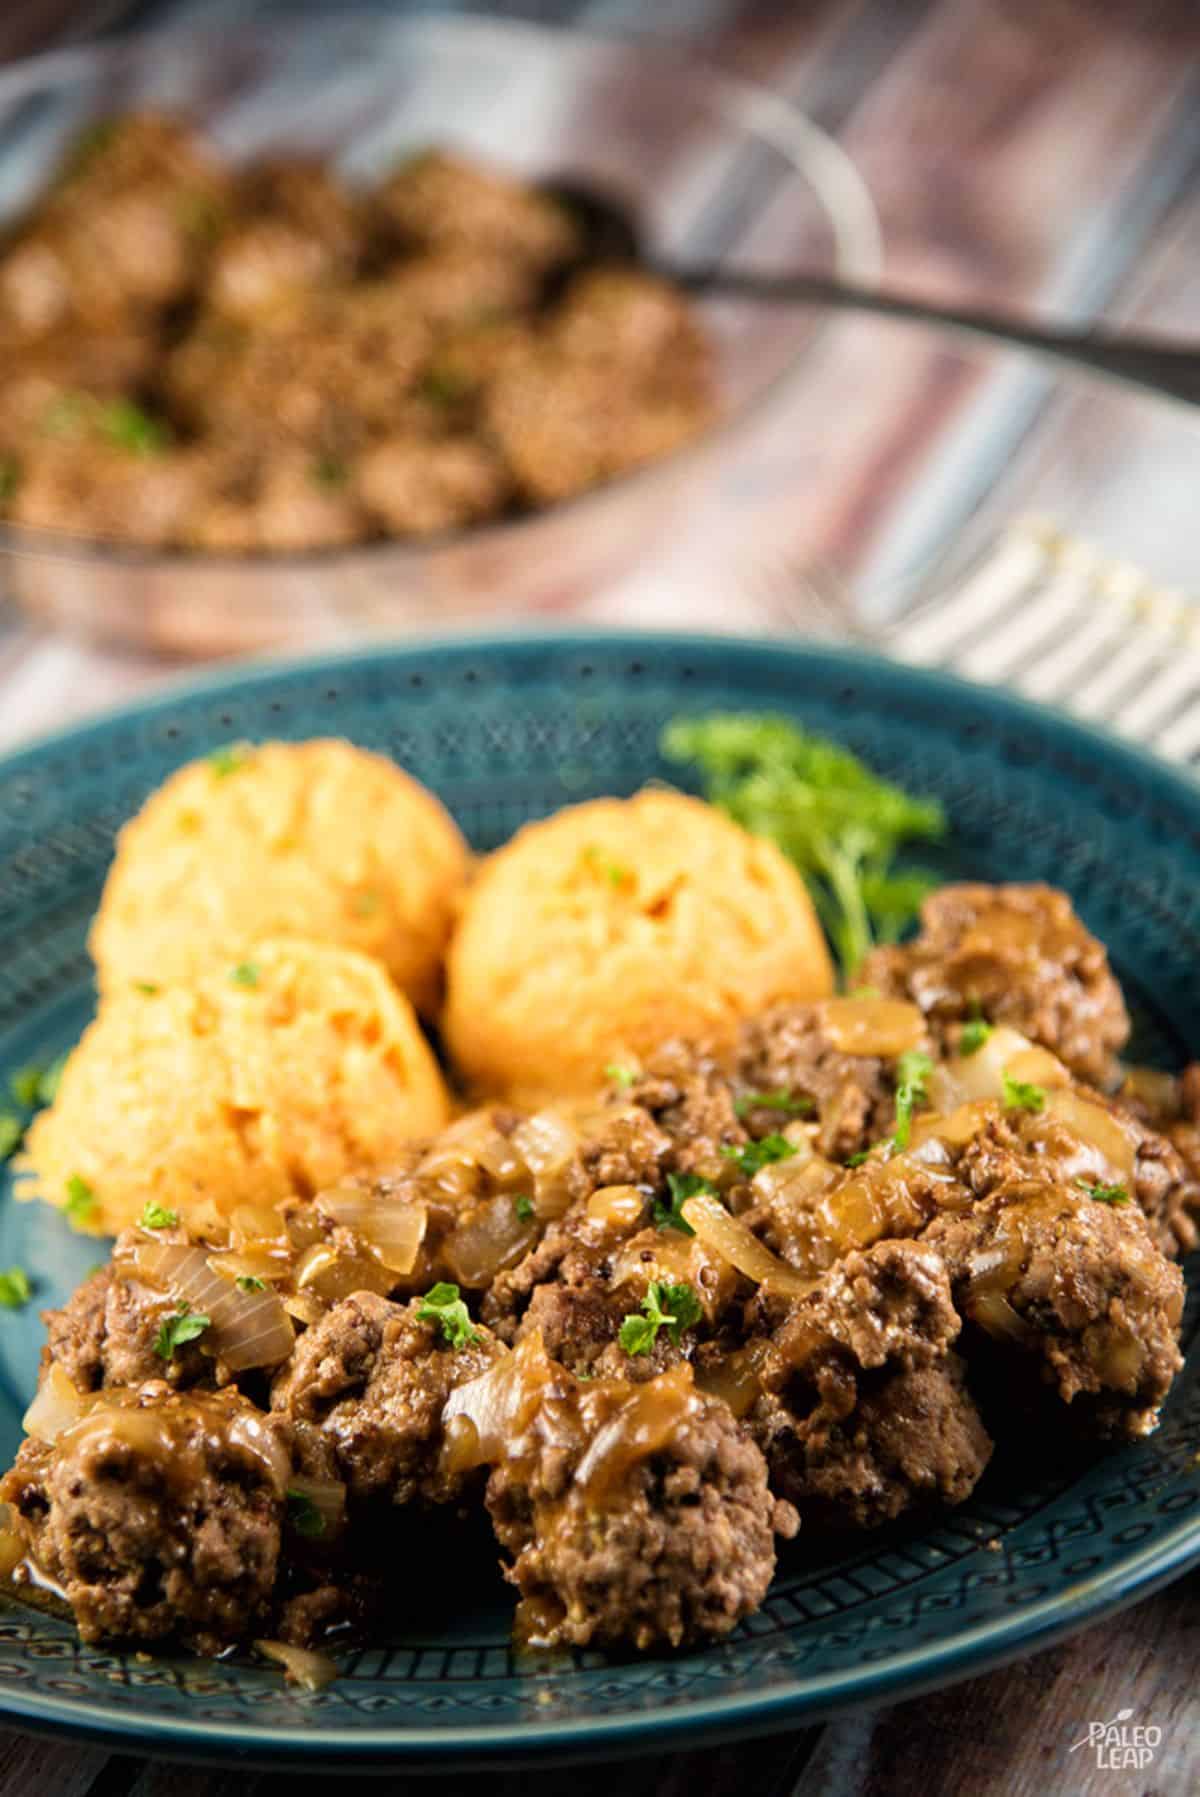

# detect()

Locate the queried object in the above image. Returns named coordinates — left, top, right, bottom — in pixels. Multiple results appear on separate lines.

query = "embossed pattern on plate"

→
left=0, top=633, right=1197, bottom=1768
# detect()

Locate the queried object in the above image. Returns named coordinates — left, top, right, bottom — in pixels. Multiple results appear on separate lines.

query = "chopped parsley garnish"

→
left=0, top=1115, right=23, bottom=1162
left=0, top=1267, right=31, bottom=1310
left=959, top=1017, right=993, bottom=1056
left=514, top=1194, right=535, bottom=1221
left=64, top=1174, right=97, bottom=1222
left=9, top=1068, right=40, bottom=1109
left=134, top=980, right=160, bottom=995
left=208, top=743, right=251, bottom=778
left=230, top=961, right=260, bottom=988
left=652, top=1171, right=715, bottom=1236
left=1002, top=1072, right=1046, bottom=1114
left=734, top=1089, right=814, bottom=1119
left=661, top=714, right=944, bottom=973
left=618, top=1281, right=703, bottom=1357
left=140, top=1201, right=178, bottom=1230
left=236, top=1274, right=268, bottom=1293
left=721, top=1134, right=797, bottom=1178
left=154, top=1301, right=210, bottom=1360
left=38, top=1054, right=67, bottom=1106
left=286, top=1488, right=325, bottom=1538
left=311, top=455, right=347, bottom=490
left=98, top=399, right=169, bottom=457
left=1076, top=1177, right=1129, bottom=1206
left=417, top=1282, right=477, bottom=1348
left=891, top=1049, right=933, bottom=1151
left=11, top=1055, right=66, bottom=1110
left=845, top=1149, right=871, bottom=1168
left=604, top=1063, right=638, bottom=1089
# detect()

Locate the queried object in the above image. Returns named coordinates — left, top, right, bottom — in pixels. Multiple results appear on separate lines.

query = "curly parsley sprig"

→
left=618, top=1281, right=703, bottom=1356
left=662, top=714, right=944, bottom=974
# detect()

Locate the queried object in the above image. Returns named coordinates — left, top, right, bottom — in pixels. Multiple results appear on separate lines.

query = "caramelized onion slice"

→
left=927, top=1026, right=1051, bottom=1110
left=23, top=1363, right=89, bottom=1445
left=574, top=1364, right=699, bottom=1501
left=1043, top=1089, right=1137, bottom=1178
left=444, top=1194, right=535, bottom=1289
left=818, top=996, right=926, bottom=1057
left=314, top=1187, right=427, bottom=1274
left=254, top=1639, right=338, bottom=1691
left=286, top=1471, right=346, bottom=1536
left=441, top=1332, right=550, bottom=1475
left=121, top=1240, right=295, bottom=1371
left=680, top=1193, right=817, bottom=1299
left=510, top=1111, right=579, bottom=1219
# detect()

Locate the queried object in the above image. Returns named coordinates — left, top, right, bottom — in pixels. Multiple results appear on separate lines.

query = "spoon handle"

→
left=672, top=267, right=1200, bottom=410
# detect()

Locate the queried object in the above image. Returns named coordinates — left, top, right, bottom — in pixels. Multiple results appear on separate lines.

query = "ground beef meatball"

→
left=8, top=437, right=205, bottom=547
left=483, top=1350, right=796, bottom=1651
left=0, top=328, right=158, bottom=461
left=732, top=1002, right=908, bottom=1162
left=0, top=113, right=229, bottom=338
left=923, top=1163, right=1184, bottom=1439
left=374, top=148, right=578, bottom=272
left=749, top=1240, right=992, bottom=1527
left=0, top=1383, right=289, bottom=1650
left=40, top=1263, right=214, bottom=1395
left=484, top=348, right=711, bottom=506
left=203, top=158, right=362, bottom=319
left=270, top=1292, right=502, bottom=1506
left=963, top=1099, right=1199, bottom=1262
left=354, top=435, right=508, bottom=537
left=862, top=883, right=1129, bottom=1089
left=1117, top=1063, right=1200, bottom=1246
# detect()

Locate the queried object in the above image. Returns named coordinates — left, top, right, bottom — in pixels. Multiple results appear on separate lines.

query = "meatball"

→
left=374, top=149, right=577, bottom=273
left=354, top=435, right=508, bottom=537
left=372, top=247, right=541, bottom=332
left=8, top=436, right=203, bottom=547
left=0, top=328, right=158, bottom=461
left=923, top=1163, right=1184, bottom=1439
left=750, top=1240, right=992, bottom=1527
left=203, top=158, right=362, bottom=320
left=862, top=883, right=1129, bottom=1089
left=962, top=1097, right=1199, bottom=1262
left=484, top=348, right=710, bottom=506
left=553, top=269, right=712, bottom=392
left=481, top=1344, right=796, bottom=1651
left=0, top=113, right=228, bottom=339
left=732, top=1000, right=926, bottom=1163
left=0, top=1384, right=290, bottom=1650
left=40, top=1262, right=214, bottom=1395
left=183, top=448, right=367, bottom=553
left=271, top=1292, right=503, bottom=1506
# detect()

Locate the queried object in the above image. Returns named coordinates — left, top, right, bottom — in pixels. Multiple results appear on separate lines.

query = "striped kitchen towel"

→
left=886, top=517, right=1200, bottom=768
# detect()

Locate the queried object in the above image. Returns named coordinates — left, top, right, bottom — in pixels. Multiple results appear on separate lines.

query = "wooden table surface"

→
left=1, top=2, right=1199, bottom=1792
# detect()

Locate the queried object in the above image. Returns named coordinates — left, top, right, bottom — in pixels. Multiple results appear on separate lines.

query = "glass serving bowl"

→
left=0, top=13, right=880, bottom=658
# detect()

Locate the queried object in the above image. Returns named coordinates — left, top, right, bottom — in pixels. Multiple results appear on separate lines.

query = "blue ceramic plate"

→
left=0, top=632, right=1197, bottom=1771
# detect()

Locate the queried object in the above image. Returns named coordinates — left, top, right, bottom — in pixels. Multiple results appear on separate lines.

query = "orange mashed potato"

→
left=444, top=789, right=833, bottom=1102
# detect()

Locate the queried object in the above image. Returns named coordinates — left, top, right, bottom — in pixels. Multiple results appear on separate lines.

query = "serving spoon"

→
left=546, top=180, right=1200, bottom=412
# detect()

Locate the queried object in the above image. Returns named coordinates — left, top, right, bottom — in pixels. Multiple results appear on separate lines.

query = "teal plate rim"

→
left=0, top=627, right=1198, bottom=1769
